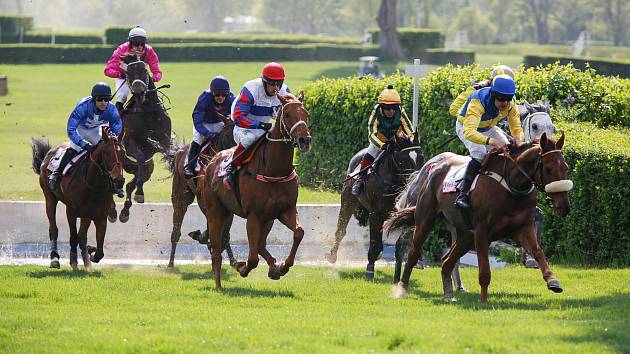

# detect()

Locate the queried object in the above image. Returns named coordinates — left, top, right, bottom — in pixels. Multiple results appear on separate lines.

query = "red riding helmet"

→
left=262, top=62, right=286, bottom=80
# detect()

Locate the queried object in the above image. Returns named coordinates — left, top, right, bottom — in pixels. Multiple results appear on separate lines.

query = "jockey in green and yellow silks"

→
left=352, top=85, right=415, bottom=196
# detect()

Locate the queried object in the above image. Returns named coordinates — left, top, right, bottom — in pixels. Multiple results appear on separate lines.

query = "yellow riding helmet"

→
left=378, top=84, right=401, bottom=104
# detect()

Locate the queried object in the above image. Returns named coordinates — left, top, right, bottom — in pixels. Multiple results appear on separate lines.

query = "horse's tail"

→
left=383, top=207, right=416, bottom=236
left=30, top=137, right=51, bottom=175
left=162, top=140, right=184, bottom=174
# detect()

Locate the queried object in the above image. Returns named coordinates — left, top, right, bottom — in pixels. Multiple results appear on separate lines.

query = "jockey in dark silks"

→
left=352, top=85, right=415, bottom=196
left=48, top=82, right=123, bottom=196
left=184, top=76, right=235, bottom=179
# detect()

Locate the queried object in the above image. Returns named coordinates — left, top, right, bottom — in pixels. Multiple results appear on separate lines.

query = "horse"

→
left=201, top=92, right=311, bottom=288
left=163, top=118, right=237, bottom=268
left=31, top=126, right=126, bottom=269
left=384, top=132, right=572, bottom=302
left=391, top=99, right=557, bottom=287
left=112, top=54, right=172, bottom=223
left=325, top=134, right=423, bottom=280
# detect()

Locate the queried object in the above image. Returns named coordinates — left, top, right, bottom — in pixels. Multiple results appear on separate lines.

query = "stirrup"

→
left=455, top=193, right=470, bottom=209
left=222, top=166, right=235, bottom=191
left=184, top=165, right=195, bottom=179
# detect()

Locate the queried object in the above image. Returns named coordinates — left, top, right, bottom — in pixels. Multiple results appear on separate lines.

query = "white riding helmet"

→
left=128, top=26, right=147, bottom=40
left=491, top=65, right=515, bottom=80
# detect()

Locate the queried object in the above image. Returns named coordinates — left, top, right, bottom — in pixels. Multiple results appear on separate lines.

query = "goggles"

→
left=94, top=96, right=111, bottom=102
left=381, top=104, right=398, bottom=111
left=129, top=39, right=146, bottom=47
left=212, top=90, right=229, bottom=98
left=493, top=93, right=514, bottom=102
left=262, top=77, right=284, bottom=87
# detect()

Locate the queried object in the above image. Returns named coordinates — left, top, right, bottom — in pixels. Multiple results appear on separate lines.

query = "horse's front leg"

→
left=255, top=220, right=281, bottom=280
left=393, top=230, right=412, bottom=283
left=235, top=216, right=264, bottom=278
left=366, top=212, right=385, bottom=280
left=441, top=233, right=473, bottom=300
left=133, top=153, right=146, bottom=203
left=276, top=207, right=304, bottom=276
left=516, top=223, right=562, bottom=293
left=326, top=184, right=358, bottom=263
left=78, top=218, right=92, bottom=270
left=66, top=210, right=79, bottom=271
left=44, top=196, right=61, bottom=269
left=168, top=189, right=195, bottom=268
left=119, top=173, right=137, bottom=223
left=89, top=218, right=107, bottom=263
left=221, top=214, right=237, bottom=267
left=473, top=225, right=492, bottom=303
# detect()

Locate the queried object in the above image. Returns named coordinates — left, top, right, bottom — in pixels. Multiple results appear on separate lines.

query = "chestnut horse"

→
left=113, top=55, right=172, bottom=223
left=31, top=126, right=126, bottom=269
left=385, top=132, right=572, bottom=302
left=201, top=93, right=311, bottom=288
left=163, top=120, right=237, bottom=268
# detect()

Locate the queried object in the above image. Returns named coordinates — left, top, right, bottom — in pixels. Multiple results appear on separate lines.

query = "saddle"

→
left=47, top=147, right=88, bottom=176
left=184, top=140, right=214, bottom=175
left=217, top=137, right=266, bottom=178
left=440, top=158, right=480, bottom=194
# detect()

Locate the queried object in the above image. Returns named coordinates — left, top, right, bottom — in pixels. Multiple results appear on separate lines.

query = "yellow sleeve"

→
left=399, top=108, right=415, bottom=140
left=506, top=102, right=524, bottom=140
left=449, top=86, right=475, bottom=117
left=462, top=99, right=491, bottom=145
left=368, top=109, right=384, bottom=148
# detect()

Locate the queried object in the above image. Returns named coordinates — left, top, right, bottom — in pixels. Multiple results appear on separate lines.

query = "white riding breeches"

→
left=455, top=120, right=508, bottom=161
left=115, top=78, right=131, bottom=104
left=69, top=125, right=106, bottom=152
left=192, top=122, right=225, bottom=144
left=366, top=142, right=383, bottom=158
left=233, top=125, right=265, bottom=148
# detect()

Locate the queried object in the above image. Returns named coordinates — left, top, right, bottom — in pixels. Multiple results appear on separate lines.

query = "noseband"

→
left=87, top=139, right=125, bottom=192
left=265, top=101, right=308, bottom=144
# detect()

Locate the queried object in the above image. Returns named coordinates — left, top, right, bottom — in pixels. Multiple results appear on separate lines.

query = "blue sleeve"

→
left=233, top=87, right=260, bottom=128
left=67, top=105, right=86, bottom=148
left=192, top=92, right=212, bottom=137
left=107, top=104, right=122, bottom=135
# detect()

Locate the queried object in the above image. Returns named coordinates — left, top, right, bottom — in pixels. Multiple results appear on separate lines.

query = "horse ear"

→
left=277, top=94, right=288, bottom=105
left=297, top=91, right=304, bottom=102
left=101, top=126, right=110, bottom=141
left=413, top=134, right=419, bottom=145
left=556, top=131, right=565, bottom=150
left=524, top=100, right=534, bottom=113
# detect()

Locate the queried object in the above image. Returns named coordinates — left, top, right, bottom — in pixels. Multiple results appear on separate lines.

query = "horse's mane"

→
left=480, top=141, right=539, bottom=168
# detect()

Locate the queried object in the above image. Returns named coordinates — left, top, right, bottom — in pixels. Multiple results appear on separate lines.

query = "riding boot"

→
left=183, top=142, right=202, bottom=179
left=352, top=153, right=375, bottom=197
left=223, top=143, right=246, bottom=191
left=48, top=148, right=78, bottom=190
left=115, top=102, right=125, bottom=118
left=455, top=158, right=481, bottom=209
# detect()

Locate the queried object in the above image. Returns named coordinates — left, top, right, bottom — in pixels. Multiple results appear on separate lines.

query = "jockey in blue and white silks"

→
left=48, top=82, right=122, bottom=190
left=222, top=62, right=291, bottom=190
left=184, top=76, right=235, bottom=179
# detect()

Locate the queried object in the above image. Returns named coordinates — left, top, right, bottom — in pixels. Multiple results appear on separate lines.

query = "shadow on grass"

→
left=28, top=269, right=104, bottom=278
left=338, top=268, right=398, bottom=285
left=201, top=286, right=296, bottom=298
left=168, top=267, right=234, bottom=281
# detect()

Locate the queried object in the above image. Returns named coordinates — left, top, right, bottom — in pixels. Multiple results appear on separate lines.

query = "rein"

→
left=265, top=101, right=306, bottom=143
left=85, top=139, right=124, bottom=193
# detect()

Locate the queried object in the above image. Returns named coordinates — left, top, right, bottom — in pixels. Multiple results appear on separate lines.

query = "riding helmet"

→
left=262, top=62, right=285, bottom=80
left=210, top=76, right=230, bottom=91
left=378, top=84, right=401, bottom=104
left=128, top=25, right=147, bottom=44
left=490, top=75, right=516, bottom=96
left=491, top=65, right=514, bottom=80
left=91, top=82, right=112, bottom=98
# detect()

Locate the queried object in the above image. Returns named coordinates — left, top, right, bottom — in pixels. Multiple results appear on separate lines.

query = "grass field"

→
left=0, top=265, right=628, bottom=353
left=0, top=61, right=397, bottom=203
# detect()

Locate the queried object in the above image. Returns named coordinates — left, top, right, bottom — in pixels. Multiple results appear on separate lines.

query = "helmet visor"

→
left=262, top=77, right=284, bottom=87
left=129, top=38, right=146, bottom=47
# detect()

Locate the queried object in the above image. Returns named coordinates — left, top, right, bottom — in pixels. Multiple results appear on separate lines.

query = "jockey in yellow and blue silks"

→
left=351, top=85, right=415, bottom=196
left=454, top=74, right=524, bottom=209
left=449, top=65, right=515, bottom=118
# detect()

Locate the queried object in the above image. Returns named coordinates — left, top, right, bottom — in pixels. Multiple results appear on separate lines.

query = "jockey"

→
left=184, top=76, right=235, bottom=179
left=351, top=85, right=415, bottom=196
left=104, top=25, right=162, bottom=115
left=449, top=65, right=515, bottom=118
left=222, top=62, right=291, bottom=190
left=454, top=74, right=523, bottom=209
left=48, top=82, right=123, bottom=194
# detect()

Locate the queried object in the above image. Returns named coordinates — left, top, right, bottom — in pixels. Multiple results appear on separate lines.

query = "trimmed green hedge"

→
left=524, top=54, right=630, bottom=78
left=0, top=43, right=381, bottom=63
left=299, top=65, right=630, bottom=265
left=22, top=30, right=103, bottom=44
left=369, top=28, right=443, bottom=58
left=0, top=14, right=33, bottom=43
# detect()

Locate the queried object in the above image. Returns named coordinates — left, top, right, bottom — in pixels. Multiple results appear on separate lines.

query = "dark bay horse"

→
left=325, top=135, right=423, bottom=280
left=201, top=92, right=311, bottom=288
left=163, top=119, right=237, bottom=268
left=385, top=132, right=572, bottom=302
left=31, top=126, right=126, bottom=269
left=113, top=54, right=172, bottom=223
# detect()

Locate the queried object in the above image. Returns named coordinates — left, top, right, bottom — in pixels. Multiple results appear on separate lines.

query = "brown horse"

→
left=31, top=126, right=126, bottom=269
left=112, top=54, right=172, bottom=223
left=201, top=92, right=311, bottom=288
left=384, top=132, right=572, bottom=302
left=163, top=120, right=237, bottom=268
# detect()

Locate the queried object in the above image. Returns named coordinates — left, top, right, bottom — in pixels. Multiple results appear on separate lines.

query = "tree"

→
left=377, top=0, right=405, bottom=59
left=522, top=0, right=551, bottom=44
left=602, top=0, right=629, bottom=46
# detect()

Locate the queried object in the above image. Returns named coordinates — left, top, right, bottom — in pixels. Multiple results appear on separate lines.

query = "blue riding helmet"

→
left=91, top=82, right=112, bottom=98
left=210, top=76, right=230, bottom=91
left=490, top=74, right=516, bottom=95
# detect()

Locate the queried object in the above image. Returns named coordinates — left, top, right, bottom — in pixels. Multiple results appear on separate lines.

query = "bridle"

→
left=523, top=111, right=554, bottom=142
left=265, top=101, right=308, bottom=144
left=87, top=137, right=126, bottom=193
left=127, top=60, right=149, bottom=96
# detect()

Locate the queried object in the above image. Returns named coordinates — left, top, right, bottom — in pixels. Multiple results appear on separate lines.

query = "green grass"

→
left=0, top=61, right=379, bottom=203
left=0, top=265, right=628, bottom=353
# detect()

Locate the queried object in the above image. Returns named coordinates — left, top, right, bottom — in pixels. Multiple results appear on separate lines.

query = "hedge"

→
left=299, top=65, right=630, bottom=266
left=524, top=54, right=630, bottom=78
left=0, top=43, right=382, bottom=64
left=368, top=28, right=443, bottom=58
left=104, top=26, right=361, bottom=46
left=0, top=14, right=33, bottom=43
left=22, top=30, right=103, bottom=44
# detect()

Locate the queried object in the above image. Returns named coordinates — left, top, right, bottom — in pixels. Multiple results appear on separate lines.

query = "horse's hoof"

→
left=134, top=194, right=145, bottom=203
left=108, top=207, right=117, bottom=223
left=325, top=252, right=337, bottom=264
left=49, top=259, right=60, bottom=269
left=391, top=283, right=406, bottom=299
left=229, top=259, right=238, bottom=268
left=547, top=279, right=563, bottom=293
left=167, top=262, right=174, bottom=268
left=456, top=287, right=469, bottom=293
left=119, top=211, right=130, bottom=223
left=366, top=264, right=375, bottom=280
left=268, top=265, right=281, bottom=280
left=70, top=263, right=78, bottom=271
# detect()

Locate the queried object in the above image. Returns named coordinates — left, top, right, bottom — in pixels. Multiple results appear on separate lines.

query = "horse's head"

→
left=120, top=54, right=150, bottom=104
left=276, top=92, right=311, bottom=152
left=521, top=100, right=555, bottom=143
left=389, top=134, right=424, bottom=176
left=93, top=126, right=126, bottom=196
left=536, top=131, right=572, bottom=216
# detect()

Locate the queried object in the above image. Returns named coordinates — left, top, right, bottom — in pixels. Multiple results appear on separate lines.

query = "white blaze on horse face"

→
left=409, top=151, right=418, bottom=166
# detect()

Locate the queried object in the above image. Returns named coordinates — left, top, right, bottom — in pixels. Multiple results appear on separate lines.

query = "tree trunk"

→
left=377, top=0, right=405, bottom=60
left=525, top=0, right=551, bottom=44
left=604, top=0, right=628, bottom=46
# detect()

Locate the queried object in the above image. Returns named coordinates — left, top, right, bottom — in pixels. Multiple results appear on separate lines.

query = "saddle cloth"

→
left=47, top=147, right=88, bottom=176
left=441, top=157, right=480, bottom=194
left=184, top=140, right=213, bottom=174
left=216, top=137, right=266, bottom=178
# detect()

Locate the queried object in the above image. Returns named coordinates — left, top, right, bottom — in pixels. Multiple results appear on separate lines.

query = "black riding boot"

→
left=184, top=142, right=201, bottom=179
left=352, top=154, right=375, bottom=197
left=48, top=148, right=78, bottom=190
left=455, top=158, right=481, bottom=209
